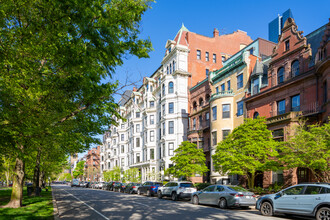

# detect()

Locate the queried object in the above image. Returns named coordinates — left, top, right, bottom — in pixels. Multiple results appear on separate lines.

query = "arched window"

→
left=291, top=60, right=299, bottom=77
left=168, top=82, right=174, bottom=93
left=199, top=98, right=204, bottom=106
left=253, top=112, right=259, bottom=119
left=205, top=94, right=210, bottom=102
left=193, top=101, right=197, bottom=111
left=277, top=67, right=284, bottom=84
left=162, top=83, right=165, bottom=96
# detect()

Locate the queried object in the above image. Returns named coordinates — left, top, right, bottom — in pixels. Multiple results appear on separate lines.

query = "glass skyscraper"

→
left=268, top=9, right=294, bottom=43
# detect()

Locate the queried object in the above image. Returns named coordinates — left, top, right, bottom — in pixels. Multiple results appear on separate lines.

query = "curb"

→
left=52, top=186, right=60, bottom=220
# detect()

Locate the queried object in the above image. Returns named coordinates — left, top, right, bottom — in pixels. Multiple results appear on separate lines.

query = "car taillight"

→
left=230, top=193, right=236, bottom=196
left=179, top=187, right=182, bottom=189
left=132, top=186, right=136, bottom=188
left=252, top=195, right=256, bottom=197
left=150, top=186, right=156, bottom=189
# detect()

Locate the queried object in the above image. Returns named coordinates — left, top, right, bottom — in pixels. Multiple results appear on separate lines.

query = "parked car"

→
left=191, top=185, right=256, bottom=209
left=71, top=179, right=80, bottom=187
left=90, top=181, right=95, bottom=188
left=124, top=183, right=141, bottom=194
left=107, top=181, right=120, bottom=191
left=113, top=182, right=126, bottom=192
left=256, top=183, right=330, bottom=220
left=102, top=182, right=109, bottom=190
left=98, top=182, right=106, bottom=189
left=158, top=181, right=196, bottom=201
left=137, top=181, right=163, bottom=197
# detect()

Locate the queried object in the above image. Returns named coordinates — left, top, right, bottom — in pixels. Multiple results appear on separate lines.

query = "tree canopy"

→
left=212, top=118, right=279, bottom=189
left=73, top=161, right=85, bottom=179
left=165, top=141, right=208, bottom=180
left=279, top=119, right=330, bottom=182
left=0, top=0, right=153, bottom=208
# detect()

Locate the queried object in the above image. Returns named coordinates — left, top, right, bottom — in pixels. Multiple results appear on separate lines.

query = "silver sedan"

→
left=191, top=185, right=256, bottom=209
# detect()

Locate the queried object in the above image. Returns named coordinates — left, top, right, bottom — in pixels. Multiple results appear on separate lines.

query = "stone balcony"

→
left=266, top=111, right=303, bottom=125
left=210, top=90, right=234, bottom=101
left=187, top=120, right=210, bottom=135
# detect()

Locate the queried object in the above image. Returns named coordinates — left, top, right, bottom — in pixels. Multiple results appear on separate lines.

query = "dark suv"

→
left=137, top=181, right=163, bottom=197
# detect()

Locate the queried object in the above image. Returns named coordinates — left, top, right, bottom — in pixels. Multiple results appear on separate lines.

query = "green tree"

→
left=123, top=168, right=141, bottom=182
left=279, top=119, right=330, bottom=182
left=73, top=161, right=85, bottom=180
left=212, top=118, right=279, bottom=189
left=165, top=141, right=208, bottom=180
left=58, top=173, right=73, bottom=182
left=0, top=156, right=15, bottom=187
left=0, top=0, right=153, bottom=208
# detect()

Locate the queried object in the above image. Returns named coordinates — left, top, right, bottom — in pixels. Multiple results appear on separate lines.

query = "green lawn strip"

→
left=0, top=187, right=54, bottom=220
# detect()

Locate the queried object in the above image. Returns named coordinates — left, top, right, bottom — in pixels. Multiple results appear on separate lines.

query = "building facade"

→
left=100, top=25, right=253, bottom=181
left=85, top=146, right=100, bottom=181
left=245, top=18, right=330, bottom=187
left=187, top=78, right=211, bottom=183
left=209, top=38, right=276, bottom=184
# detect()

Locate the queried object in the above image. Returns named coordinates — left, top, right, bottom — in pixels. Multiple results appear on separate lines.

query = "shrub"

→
left=194, top=183, right=211, bottom=191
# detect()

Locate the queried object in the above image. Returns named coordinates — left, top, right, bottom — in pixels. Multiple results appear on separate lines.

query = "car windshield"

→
left=227, top=186, right=249, bottom=192
left=180, top=183, right=194, bottom=187
left=154, top=183, right=163, bottom=186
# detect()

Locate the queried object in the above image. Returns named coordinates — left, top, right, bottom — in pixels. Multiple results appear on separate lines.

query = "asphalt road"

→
left=52, top=185, right=311, bottom=220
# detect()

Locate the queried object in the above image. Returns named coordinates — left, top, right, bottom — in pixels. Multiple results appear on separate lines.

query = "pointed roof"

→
left=173, top=23, right=190, bottom=47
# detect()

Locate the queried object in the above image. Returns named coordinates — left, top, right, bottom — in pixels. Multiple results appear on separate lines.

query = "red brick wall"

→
left=187, top=30, right=253, bottom=88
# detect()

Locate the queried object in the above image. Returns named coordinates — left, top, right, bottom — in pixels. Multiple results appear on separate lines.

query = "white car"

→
left=157, top=181, right=196, bottom=201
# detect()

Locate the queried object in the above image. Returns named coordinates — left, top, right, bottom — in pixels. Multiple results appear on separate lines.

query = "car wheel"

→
left=219, top=198, right=227, bottom=209
left=147, top=190, right=151, bottom=197
left=130, top=189, right=134, bottom=194
left=260, top=201, right=273, bottom=216
left=137, top=189, right=141, bottom=195
left=171, top=192, right=177, bottom=201
left=158, top=191, right=162, bottom=199
left=316, top=207, right=330, bottom=220
left=192, top=195, right=199, bottom=205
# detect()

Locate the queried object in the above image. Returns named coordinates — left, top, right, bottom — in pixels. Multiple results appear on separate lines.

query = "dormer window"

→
left=285, top=40, right=290, bottom=51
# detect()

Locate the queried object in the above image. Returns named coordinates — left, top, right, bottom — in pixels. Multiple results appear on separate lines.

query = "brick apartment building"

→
left=245, top=18, right=330, bottom=187
left=85, top=146, right=100, bottom=181
left=187, top=78, right=212, bottom=183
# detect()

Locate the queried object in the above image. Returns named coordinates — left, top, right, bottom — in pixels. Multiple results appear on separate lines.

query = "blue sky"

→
left=79, top=0, right=330, bottom=157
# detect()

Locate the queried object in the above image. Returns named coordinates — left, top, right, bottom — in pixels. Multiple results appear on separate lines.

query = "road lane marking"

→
left=133, top=201, right=150, bottom=208
left=62, top=189, right=109, bottom=220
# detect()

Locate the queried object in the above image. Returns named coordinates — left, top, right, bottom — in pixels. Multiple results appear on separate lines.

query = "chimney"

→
left=213, top=28, right=219, bottom=37
left=133, top=87, right=137, bottom=92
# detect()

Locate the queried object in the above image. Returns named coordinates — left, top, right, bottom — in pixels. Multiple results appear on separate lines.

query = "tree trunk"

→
left=247, top=172, right=255, bottom=190
left=1, top=157, right=25, bottom=208
left=5, top=170, right=10, bottom=187
left=31, top=149, right=41, bottom=196
left=39, top=171, right=45, bottom=188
